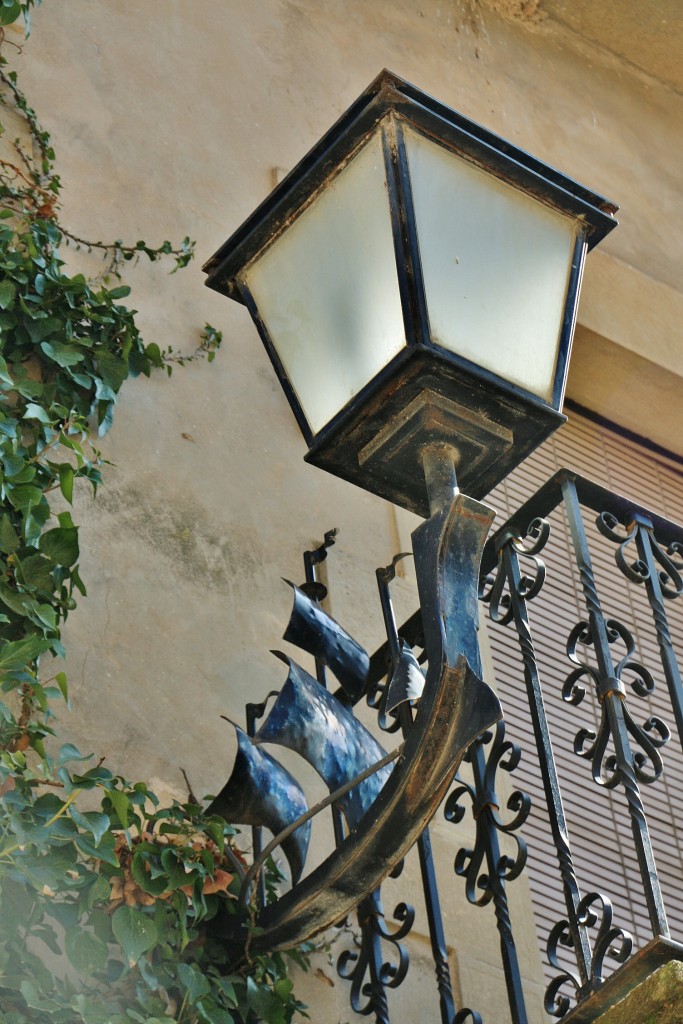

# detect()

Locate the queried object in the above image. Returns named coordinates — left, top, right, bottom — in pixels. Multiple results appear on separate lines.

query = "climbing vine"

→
left=0, top=4, right=308, bottom=1022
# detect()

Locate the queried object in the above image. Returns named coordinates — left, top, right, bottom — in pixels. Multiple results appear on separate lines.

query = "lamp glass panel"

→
left=404, top=125, right=577, bottom=402
left=244, top=129, right=405, bottom=436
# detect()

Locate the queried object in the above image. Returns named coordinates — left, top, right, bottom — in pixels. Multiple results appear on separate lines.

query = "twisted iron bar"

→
left=483, top=518, right=598, bottom=1014
left=561, top=477, right=669, bottom=940
left=372, top=553, right=459, bottom=1024
left=445, top=722, right=530, bottom=1024
left=598, top=509, right=683, bottom=753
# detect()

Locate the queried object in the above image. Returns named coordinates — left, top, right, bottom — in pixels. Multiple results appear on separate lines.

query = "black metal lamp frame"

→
left=204, top=69, right=618, bottom=515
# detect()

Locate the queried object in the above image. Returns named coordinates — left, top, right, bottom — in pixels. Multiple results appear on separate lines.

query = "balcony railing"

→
left=219, top=468, right=683, bottom=1023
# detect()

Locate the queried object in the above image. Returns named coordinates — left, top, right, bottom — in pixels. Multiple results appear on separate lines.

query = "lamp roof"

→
left=203, top=69, right=618, bottom=301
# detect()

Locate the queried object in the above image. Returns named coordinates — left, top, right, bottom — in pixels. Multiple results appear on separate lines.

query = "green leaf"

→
left=177, top=961, right=211, bottom=1002
left=65, top=926, right=108, bottom=975
left=7, top=483, right=44, bottom=509
left=0, top=635, right=52, bottom=670
left=108, top=787, right=131, bottom=828
left=0, top=279, right=16, bottom=308
left=75, top=827, right=119, bottom=866
left=58, top=462, right=74, bottom=503
left=0, top=353, right=14, bottom=384
left=40, top=525, right=79, bottom=566
left=58, top=741, right=89, bottom=763
left=246, top=977, right=287, bottom=1024
left=145, top=342, right=163, bottom=368
left=3, top=453, right=29, bottom=478
left=97, top=349, right=129, bottom=392
left=70, top=807, right=111, bottom=846
left=87, top=872, right=112, bottom=909
left=112, top=906, right=159, bottom=966
left=15, top=553, right=54, bottom=593
left=0, top=513, right=19, bottom=553
left=55, top=670, right=68, bottom=701
left=0, top=1, right=21, bottom=27
left=40, top=339, right=85, bottom=367
left=25, top=317, right=62, bottom=344
left=22, top=402, right=52, bottom=424
left=274, top=978, right=294, bottom=1001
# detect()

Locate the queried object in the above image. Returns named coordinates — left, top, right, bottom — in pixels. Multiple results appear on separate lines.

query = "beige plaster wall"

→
left=7, top=1, right=683, bottom=1020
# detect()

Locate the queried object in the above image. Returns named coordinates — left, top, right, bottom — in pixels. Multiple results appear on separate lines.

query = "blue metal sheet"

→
left=282, top=580, right=370, bottom=700
left=255, top=653, right=392, bottom=827
left=207, top=724, right=311, bottom=883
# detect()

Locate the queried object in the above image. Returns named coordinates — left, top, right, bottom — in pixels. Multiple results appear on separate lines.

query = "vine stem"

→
left=0, top=156, right=50, bottom=195
left=59, top=226, right=191, bottom=261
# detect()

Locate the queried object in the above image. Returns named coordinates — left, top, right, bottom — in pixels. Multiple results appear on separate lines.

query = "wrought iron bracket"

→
left=216, top=484, right=501, bottom=956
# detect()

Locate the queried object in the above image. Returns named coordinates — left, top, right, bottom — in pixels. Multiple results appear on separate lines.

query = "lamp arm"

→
left=215, top=481, right=501, bottom=957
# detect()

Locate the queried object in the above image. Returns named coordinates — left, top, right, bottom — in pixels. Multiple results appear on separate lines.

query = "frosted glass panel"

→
left=244, top=130, right=405, bottom=435
left=404, top=126, right=577, bottom=401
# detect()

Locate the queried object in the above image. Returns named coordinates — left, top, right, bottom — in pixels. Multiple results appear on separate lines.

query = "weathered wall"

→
left=9, top=1, right=683, bottom=1020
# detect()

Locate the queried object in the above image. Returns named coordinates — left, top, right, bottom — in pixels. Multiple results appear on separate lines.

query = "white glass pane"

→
left=244, top=129, right=405, bottom=435
left=404, top=125, right=577, bottom=402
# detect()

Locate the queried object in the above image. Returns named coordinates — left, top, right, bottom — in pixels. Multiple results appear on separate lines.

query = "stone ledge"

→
left=593, top=960, right=683, bottom=1024
left=562, top=938, right=683, bottom=1024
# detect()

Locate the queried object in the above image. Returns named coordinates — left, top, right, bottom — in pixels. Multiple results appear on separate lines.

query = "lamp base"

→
left=358, top=388, right=512, bottom=501
left=305, top=349, right=565, bottom=517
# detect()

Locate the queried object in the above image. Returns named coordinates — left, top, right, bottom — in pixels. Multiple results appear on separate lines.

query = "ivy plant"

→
left=0, top=4, right=309, bottom=1022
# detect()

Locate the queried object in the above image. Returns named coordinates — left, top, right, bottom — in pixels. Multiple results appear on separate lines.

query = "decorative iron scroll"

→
left=562, top=477, right=670, bottom=942
left=545, top=892, right=632, bottom=1017
left=597, top=509, right=683, bottom=752
left=337, top=889, right=414, bottom=1022
left=445, top=722, right=530, bottom=1024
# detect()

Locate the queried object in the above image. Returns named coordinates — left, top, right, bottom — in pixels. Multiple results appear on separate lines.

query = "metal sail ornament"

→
left=255, top=653, right=392, bottom=828
left=211, top=487, right=502, bottom=956
left=385, top=640, right=425, bottom=714
left=207, top=724, right=311, bottom=884
left=282, top=580, right=370, bottom=701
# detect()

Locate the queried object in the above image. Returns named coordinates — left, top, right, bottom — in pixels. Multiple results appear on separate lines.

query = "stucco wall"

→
left=7, top=2, right=683, bottom=1020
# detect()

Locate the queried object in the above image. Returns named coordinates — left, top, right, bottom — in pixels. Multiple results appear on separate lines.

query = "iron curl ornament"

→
left=337, top=891, right=415, bottom=1022
left=597, top=510, right=683, bottom=598
left=561, top=475, right=670, bottom=941
left=597, top=507, right=683, bottom=752
left=481, top=515, right=550, bottom=625
left=544, top=892, right=633, bottom=1018
left=563, top=616, right=670, bottom=787
left=444, top=721, right=531, bottom=1023
left=445, top=723, right=530, bottom=907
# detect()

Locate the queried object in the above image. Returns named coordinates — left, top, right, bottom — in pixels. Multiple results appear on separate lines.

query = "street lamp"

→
left=203, top=71, right=618, bottom=952
left=204, top=69, right=617, bottom=517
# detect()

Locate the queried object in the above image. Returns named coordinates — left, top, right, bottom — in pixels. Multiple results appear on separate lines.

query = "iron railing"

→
left=228, top=468, right=683, bottom=1023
